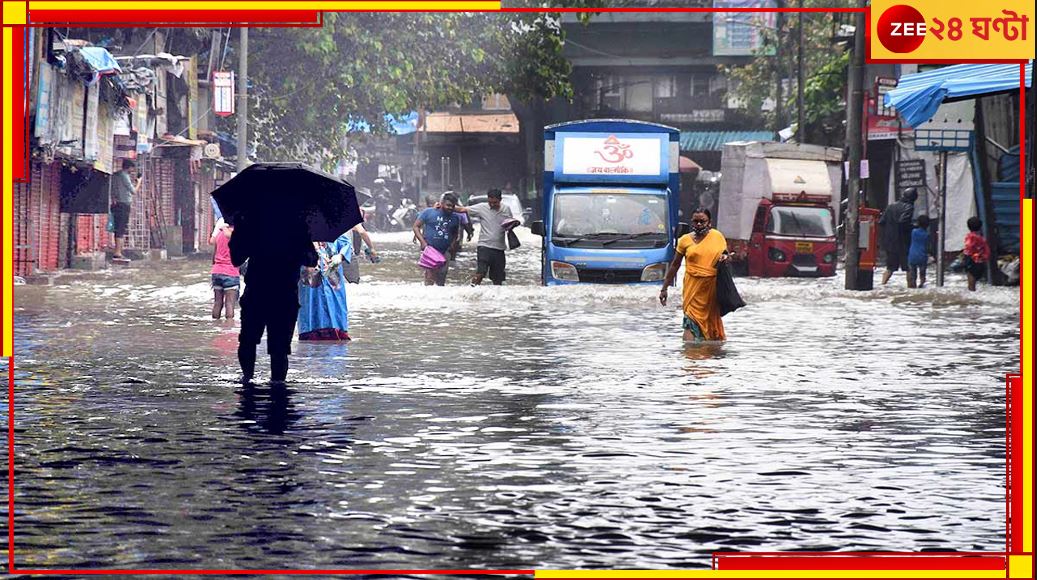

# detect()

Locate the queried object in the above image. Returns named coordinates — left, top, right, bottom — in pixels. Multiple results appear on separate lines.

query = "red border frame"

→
left=713, top=552, right=1009, bottom=570
left=27, top=10, right=324, bottom=26
left=3, top=3, right=1030, bottom=576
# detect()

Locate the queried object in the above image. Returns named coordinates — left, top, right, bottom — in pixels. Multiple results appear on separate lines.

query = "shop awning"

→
left=679, top=130, right=775, bottom=152
left=156, top=134, right=207, bottom=147
left=885, top=62, right=1033, bottom=127
left=422, top=112, right=519, bottom=134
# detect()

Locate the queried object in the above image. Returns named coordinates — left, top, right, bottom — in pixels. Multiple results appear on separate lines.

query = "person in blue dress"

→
left=298, top=232, right=353, bottom=341
left=907, top=214, right=930, bottom=288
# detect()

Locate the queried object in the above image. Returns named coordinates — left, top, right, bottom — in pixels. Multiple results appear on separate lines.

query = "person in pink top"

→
left=210, top=219, right=240, bottom=319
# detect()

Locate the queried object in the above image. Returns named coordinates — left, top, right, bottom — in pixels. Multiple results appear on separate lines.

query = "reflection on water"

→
left=7, top=231, right=1015, bottom=569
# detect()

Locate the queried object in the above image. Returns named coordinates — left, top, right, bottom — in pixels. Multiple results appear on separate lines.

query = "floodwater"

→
left=6, top=230, right=1017, bottom=571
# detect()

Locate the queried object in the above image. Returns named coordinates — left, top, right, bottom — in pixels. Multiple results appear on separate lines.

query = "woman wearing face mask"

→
left=659, top=208, right=729, bottom=342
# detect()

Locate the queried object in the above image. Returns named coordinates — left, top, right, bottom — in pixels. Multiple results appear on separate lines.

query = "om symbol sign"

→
left=595, top=135, right=634, bottom=163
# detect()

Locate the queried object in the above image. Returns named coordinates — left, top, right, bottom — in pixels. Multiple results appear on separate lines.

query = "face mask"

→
left=692, top=223, right=710, bottom=235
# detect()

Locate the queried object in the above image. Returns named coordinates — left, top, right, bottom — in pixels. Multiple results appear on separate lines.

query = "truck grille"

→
left=577, top=267, right=643, bottom=283
left=792, top=254, right=817, bottom=267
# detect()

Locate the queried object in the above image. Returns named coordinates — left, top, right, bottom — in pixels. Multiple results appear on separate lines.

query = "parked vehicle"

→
left=717, top=141, right=842, bottom=277
left=358, top=187, right=377, bottom=228
left=530, top=119, right=686, bottom=285
left=464, top=193, right=531, bottom=225
left=389, top=198, right=418, bottom=230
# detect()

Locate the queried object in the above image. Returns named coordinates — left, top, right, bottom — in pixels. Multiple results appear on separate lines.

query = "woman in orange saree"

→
left=659, top=208, right=729, bottom=342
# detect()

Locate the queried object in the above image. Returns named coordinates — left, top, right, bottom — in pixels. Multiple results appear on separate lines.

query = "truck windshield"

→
left=552, top=192, right=669, bottom=238
left=766, top=206, right=834, bottom=237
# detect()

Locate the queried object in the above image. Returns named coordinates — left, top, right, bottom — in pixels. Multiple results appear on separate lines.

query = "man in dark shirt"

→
left=229, top=211, right=318, bottom=385
left=879, top=187, right=917, bottom=286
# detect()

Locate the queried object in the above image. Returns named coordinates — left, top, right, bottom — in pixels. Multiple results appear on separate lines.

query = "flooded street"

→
left=7, top=231, right=1016, bottom=570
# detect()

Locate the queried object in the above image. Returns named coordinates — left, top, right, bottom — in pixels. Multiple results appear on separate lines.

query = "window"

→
left=625, top=76, right=653, bottom=112
left=655, top=75, right=677, bottom=99
left=752, top=204, right=768, bottom=233
left=553, top=192, right=669, bottom=237
left=766, top=206, right=835, bottom=237
left=690, top=74, right=711, bottom=96
left=598, top=75, right=623, bottom=111
left=709, top=76, right=727, bottom=95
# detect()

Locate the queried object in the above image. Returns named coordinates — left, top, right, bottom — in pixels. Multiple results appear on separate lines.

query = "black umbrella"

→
left=210, top=162, right=363, bottom=242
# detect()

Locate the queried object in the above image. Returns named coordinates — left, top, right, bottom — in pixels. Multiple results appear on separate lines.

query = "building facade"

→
left=16, top=29, right=230, bottom=278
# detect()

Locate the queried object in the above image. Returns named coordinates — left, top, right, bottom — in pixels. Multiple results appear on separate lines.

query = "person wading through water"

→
left=879, top=187, right=918, bottom=287
left=230, top=211, right=318, bottom=385
left=453, top=188, right=514, bottom=285
left=659, top=208, right=730, bottom=342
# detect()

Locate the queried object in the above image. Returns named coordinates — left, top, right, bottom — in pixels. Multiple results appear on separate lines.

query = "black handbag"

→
left=507, top=229, right=521, bottom=250
left=716, top=261, right=746, bottom=317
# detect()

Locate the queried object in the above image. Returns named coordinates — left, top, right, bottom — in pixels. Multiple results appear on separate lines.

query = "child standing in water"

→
left=907, top=214, right=930, bottom=288
left=210, top=219, right=240, bottom=319
left=962, top=216, right=990, bottom=292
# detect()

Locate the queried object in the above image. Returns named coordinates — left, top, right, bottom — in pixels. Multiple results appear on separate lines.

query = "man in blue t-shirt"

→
left=413, top=192, right=462, bottom=286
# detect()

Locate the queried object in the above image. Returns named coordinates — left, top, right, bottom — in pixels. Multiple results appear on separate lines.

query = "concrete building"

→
left=16, top=29, right=229, bottom=278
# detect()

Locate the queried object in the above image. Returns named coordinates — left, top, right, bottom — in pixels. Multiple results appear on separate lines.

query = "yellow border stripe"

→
left=1009, top=555, right=1033, bottom=579
left=536, top=570, right=1006, bottom=578
left=28, top=1, right=502, bottom=10
left=2, top=26, right=13, bottom=358
left=1023, top=197, right=1033, bottom=553
left=3, top=1, right=28, bottom=25
left=2, top=1, right=1032, bottom=575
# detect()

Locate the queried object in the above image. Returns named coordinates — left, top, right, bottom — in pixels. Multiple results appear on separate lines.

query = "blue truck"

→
left=529, top=119, right=686, bottom=285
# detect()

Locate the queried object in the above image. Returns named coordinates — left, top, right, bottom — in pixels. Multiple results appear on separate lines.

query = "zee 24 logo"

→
left=877, top=4, right=1029, bottom=53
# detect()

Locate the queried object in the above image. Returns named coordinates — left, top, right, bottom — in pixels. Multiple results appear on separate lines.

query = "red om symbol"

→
left=594, top=135, right=634, bottom=163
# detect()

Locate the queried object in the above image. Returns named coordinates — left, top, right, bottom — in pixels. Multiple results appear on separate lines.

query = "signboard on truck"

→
left=554, top=132, right=670, bottom=184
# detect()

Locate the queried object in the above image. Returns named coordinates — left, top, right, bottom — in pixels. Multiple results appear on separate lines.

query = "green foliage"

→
left=723, top=1, right=853, bottom=144
left=226, top=7, right=608, bottom=166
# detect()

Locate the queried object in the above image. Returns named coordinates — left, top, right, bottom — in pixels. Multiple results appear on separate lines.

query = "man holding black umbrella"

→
left=212, top=163, right=364, bottom=384
left=229, top=211, right=318, bottom=384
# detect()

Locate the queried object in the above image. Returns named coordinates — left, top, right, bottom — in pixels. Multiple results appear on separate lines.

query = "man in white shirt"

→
left=457, top=189, right=513, bottom=285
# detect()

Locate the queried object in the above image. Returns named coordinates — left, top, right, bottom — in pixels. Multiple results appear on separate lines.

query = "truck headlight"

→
left=641, top=262, right=667, bottom=282
left=823, top=252, right=835, bottom=264
left=550, top=261, right=579, bottom=281
left=768, top=248, right=787, bottom=262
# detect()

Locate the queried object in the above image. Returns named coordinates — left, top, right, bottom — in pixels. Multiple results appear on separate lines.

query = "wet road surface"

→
left=6, top=231, right=1016, bottom=570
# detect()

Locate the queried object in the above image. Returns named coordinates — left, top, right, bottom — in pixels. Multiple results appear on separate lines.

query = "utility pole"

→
left=774, top=3, right=785, bottom=132
left=236, top=27, right=249, bottom=171
left=843, top=4, right=866, bottom=290
left=414, top=107, right=424, bottom=199
left=797, top=0, right=805, bottom=141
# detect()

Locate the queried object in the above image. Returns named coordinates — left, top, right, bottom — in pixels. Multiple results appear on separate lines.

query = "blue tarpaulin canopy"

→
left=347, top=112, right=419, bottom=135
left=679, top=130, right=776, bottom=151
left=885, top=62, right=1032, bottom=128
left=80, top=47, right=121, bottom=74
